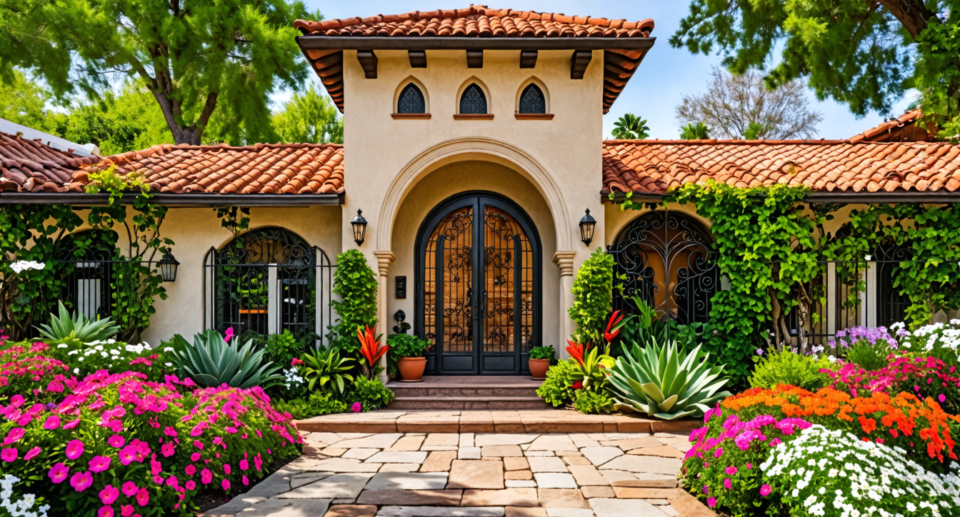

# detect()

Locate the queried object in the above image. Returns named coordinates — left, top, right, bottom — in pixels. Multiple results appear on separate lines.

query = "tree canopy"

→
left=676, top=68, right=822, bottom=140
left=272, top=86, right=344, bottom=144
left=0, top=0, right=320, bottom=145
left=611, top=114, right=651, bottom=140
left=671, top=0, right=960, bottom=139
left=0, top=70, right=66, bottom=134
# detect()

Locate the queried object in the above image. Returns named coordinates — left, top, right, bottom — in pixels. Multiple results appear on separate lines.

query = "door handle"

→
left=482, top=289, right=488, bottom=318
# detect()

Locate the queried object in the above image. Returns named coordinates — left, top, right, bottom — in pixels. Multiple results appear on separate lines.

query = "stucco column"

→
left=373, top=251, right=396, bottom=385
left=553, top=251, right=577, bottom=359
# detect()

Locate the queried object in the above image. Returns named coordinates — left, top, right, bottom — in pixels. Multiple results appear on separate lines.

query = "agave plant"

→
left=169, top=329, right=283, bottom=389
left=36, top=301, right=120, bottom=346
left=607, top=339, right=731, bottom=420
left=301, top=347, right=354, bottom=393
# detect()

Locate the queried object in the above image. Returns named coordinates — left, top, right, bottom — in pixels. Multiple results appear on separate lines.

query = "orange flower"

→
left=566, top=340, right=587, bottom=367
left=358, top=326, right=388, bottom=367
left=604, top=311, right=624, bottom=343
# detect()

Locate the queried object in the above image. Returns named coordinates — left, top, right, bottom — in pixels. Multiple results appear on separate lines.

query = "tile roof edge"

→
left=599, top=139, right=940, bottom=145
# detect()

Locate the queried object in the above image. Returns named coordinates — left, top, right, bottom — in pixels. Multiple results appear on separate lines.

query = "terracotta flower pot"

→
left=529, top=358, right=550, bottom=380
left=398, top=357, right=427, bottom=382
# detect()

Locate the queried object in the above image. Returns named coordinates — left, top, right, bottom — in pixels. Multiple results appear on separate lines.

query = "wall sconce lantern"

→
left=158, top=252, right=180, bottom=282
left=579, top=209, right=596, bottom=246
left=351, top=209, right=368, bottom=246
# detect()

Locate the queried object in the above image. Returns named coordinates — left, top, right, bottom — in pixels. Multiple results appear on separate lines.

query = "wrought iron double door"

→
left=418, top=195, right=539, bottom=375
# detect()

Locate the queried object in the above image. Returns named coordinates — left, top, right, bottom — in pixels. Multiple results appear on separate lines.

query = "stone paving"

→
left=203, top=432, right=715, bottom=517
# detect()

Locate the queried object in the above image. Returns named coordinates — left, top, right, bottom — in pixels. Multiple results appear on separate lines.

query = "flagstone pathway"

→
left=203, top=431, right=714, bottom=517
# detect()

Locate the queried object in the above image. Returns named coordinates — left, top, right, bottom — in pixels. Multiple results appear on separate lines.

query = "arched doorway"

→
left=415, top=192, right=542, bottom=375
left=609, top=211, right=718, bottom=324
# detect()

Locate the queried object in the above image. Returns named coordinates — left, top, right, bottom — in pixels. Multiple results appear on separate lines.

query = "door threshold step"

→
left=387, top=396, right=550, bottom=410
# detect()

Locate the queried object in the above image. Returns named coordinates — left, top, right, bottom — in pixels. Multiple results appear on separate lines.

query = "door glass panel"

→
left=482, top=206, right=534, bottom=354
left=424, top=206, right=474, bottom=353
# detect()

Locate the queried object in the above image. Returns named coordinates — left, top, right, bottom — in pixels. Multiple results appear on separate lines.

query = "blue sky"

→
left=291, top=0, right=916, bottom=140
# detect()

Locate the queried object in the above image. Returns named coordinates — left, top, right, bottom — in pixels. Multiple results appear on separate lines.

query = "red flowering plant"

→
left=824, top=354, right=960, bottom=414
left=0, top=367, right=301, bottom=516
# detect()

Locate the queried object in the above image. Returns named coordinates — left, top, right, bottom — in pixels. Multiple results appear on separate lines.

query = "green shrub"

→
left=300, top=346, right=354, bottom=394
left=36, top=301, right=120, bottom=346
left=844, top=339, right=893, bottom=370
left=388, top=334, right=431, bottom=358
left=536, top=359, right=579, bottom=408
left=266, top=329, right=302, bottom=366
left=328, top=249, right=378, bottom=355
left=568, top=248, right=614, bottom=345
left=345, top=376, right=394, bottom=412
left=749, top=349, right=836, bottom=391
left=529, top=345, right=555, bottom=360
left=273, top=391, right=348, bottom=419
left=573, top=389, right=614, bottom=414
left=169, top=329, right=283, bottom=388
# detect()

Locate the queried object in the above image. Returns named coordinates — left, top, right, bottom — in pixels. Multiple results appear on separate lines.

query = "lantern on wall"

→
left=351, top=209, right=368, bottom=246
left=579, top=209, right=596, bottom=246
left=158, top=252, right=180, bottom=282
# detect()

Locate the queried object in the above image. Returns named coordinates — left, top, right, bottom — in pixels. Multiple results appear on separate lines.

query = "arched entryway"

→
left=415, top=192, right=542, bottom=375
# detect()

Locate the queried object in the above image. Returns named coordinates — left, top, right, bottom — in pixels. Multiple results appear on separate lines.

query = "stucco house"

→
left=2, top=7, right=960, bottom=376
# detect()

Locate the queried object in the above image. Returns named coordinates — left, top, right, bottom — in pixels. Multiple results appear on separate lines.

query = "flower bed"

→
left=0, top=351, right=301, bottom=516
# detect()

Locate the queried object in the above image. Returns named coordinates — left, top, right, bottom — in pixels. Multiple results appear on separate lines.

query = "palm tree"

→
left=680, top=122, right=711, bottom=140
left=611, top=113, right=650, bottom=140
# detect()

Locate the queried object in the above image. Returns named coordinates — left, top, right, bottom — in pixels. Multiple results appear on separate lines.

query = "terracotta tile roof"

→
left=74, top=143, right=345, bottom=195
left=294, top=7, right=654, bottom=114
left=848, top=109, right=937, bottom=143
left=602, top=139, right=960, bottom=195
left=0, top=131, right=99, bottom=192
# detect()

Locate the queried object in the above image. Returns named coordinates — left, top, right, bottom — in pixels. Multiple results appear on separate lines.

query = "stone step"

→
left=387, top=396, right=550, bottom=410
left=386, top=385, right=541, bottom=398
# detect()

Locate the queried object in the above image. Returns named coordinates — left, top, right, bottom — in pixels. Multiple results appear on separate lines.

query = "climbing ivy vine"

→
left=618, top=181, right=960, bottom=386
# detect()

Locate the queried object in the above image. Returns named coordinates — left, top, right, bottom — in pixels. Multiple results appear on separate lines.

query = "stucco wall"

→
left=70, top=206, right=344, bottom=345
left=389, top=161, right=561, bottom=349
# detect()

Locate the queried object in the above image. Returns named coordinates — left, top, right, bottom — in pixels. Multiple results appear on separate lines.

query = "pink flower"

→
left=136, top=488, right=150, bottom=506
left=166, top=475, right=179, bottom=489
left=185, top=480, right=196, bottom=491
left=63, top=418, right=81, bottom=430
left=746, top=463, right=753, bottom=470
left=70, top=471, right=93, bottom=492
left=9, top=395, right=24, bottom=408
left=351, top=402, right=362, bottom=413
left=940, top=394, right=947, bottom=403
left=120, top=505, right=134, bottom=517
left=48, top=463, right=69, bottom=483
left=122, top=481, right=139, bottom=497
left=760, top=484, right=772, bottom=497
left=185, top=464, right=196, bottom=476
left=769, top=438, right=783, bottom=447
left=43, top=415, right=61, bottom=430
left=723, top=478, right=732, bottom=490
left=222, top=479, right=231, bottom=491
left=109, top=435, right=126, bottom=448
left=89, top=455, right=112, bottom=473
left=1, top=448, right=17, bottom=462
left=239, top=459, right=249, bottom=471
left=707, top=497, right=717, bottom=508
left=224, top=464, right=231, bottom=475
left=713, top=447, right=723, bottom=458
left=2, top=427, right=24, bottom=446
left=118, top=447, right=138, bottom=466
left=161, top=442, right=175, bottom=457
left=242, top=475, right=249, bottom=486
left=191, top=452, right=201, bottom=462
left=66, top=439, right=85, bottom=460
left=224, top=327, right=234, bottom=342
left=194, top=440, right=204, bottom=449
left=164, top=427, right=178, bottom=437
left=201, top=468, right=213, bottom=484
left=98, top=507, right=114, bottom=517
left=725, top=466, right=737, bottom=475
left=24, top=446, right=41, bottom=461
left=99, top=484, right=120, bottom=505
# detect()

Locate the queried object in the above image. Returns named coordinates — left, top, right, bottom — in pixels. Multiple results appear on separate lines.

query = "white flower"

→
left=9, top=261, right=45, bottom=274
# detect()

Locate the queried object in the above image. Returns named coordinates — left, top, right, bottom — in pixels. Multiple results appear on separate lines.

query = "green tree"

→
left=0, top=0, right=321, bottom=145
left=0, top=70, right=67, bottom=134
left=680, top=122, right=711, bottom=140
left=272, top=85, right=344, bottom=144
left=63, top=82, right=174, bottom=156
left=611, top=113, right=651, bottom=140
left=671, top=0, right=959, bottom=139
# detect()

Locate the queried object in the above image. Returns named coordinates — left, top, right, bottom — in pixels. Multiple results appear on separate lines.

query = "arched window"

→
left=518, top=84, right=546, bottom=114
left=57, top=230, right=119, bottom=320
left=459, top=84, right=488, bottom=114
left=206, top=227, right=333, bottom=341
left=397, top=83, right=426, bottom=114
left=609, top=211, right=717, bottom=325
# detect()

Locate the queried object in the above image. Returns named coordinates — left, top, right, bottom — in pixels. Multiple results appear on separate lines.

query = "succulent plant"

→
left=300, top=347, right=354, bottom=393
left=169, top=329, right=283, bottom=389
left=36, top=301, right=120, bottom=346
left=607, top=339, right=731, bottom=420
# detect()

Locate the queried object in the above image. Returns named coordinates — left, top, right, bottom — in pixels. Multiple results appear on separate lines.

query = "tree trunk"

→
left=147, top=88, right=218, bottom=146
left=878, top=0, right=937, bottom=39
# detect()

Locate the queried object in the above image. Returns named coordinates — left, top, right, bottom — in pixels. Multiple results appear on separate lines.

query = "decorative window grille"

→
left=397, top=83, right=426, bottom=114
left=518, top=84, right=546, bottom=114
left=459, top=84, right=487, bottom=114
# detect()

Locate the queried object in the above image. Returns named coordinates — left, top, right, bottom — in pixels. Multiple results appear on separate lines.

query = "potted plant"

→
left=387, top=334, right=431, bottom=382
left=528, top=345, right=555, bottom=380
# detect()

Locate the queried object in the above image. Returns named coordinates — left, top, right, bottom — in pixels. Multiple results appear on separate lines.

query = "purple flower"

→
left=756, top=348, right=764, bottom=356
